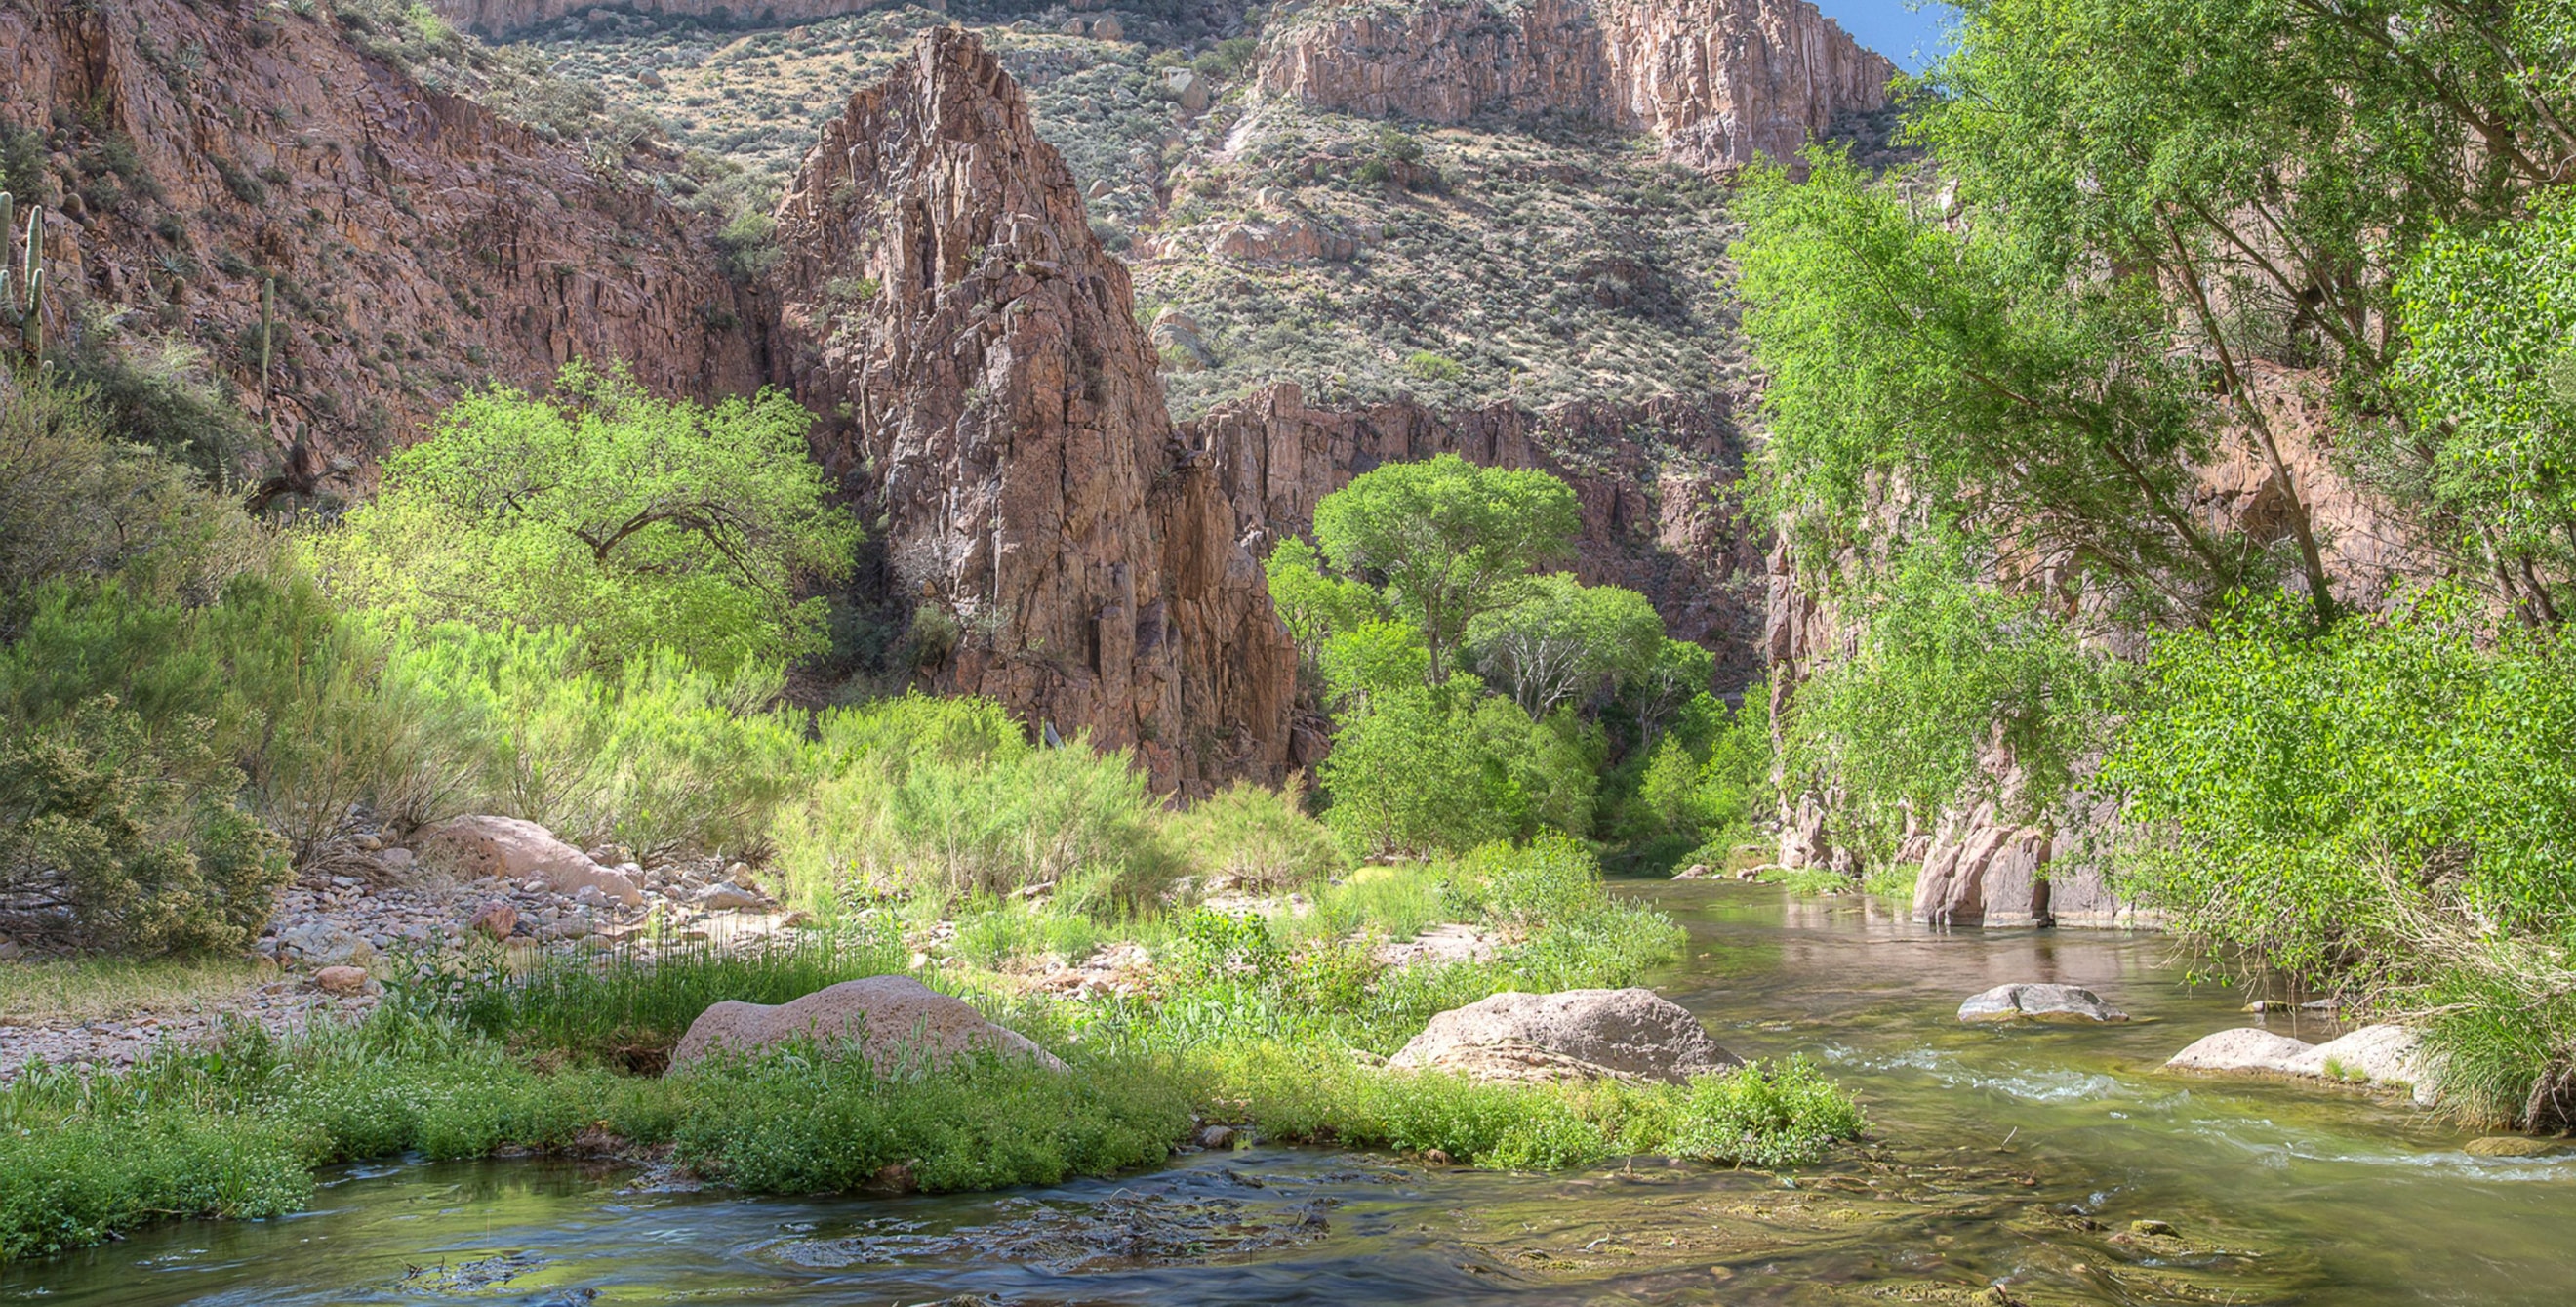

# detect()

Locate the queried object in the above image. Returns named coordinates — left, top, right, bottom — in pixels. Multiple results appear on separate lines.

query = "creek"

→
left=6, top=881, right=2569, bottom=1305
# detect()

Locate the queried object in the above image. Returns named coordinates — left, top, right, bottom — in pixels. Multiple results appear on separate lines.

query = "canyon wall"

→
left=0, top=0, right=761, bottom=498
left=766, top=27, right=1295, bottom=796
left=1257, top=0, right=1896, bottom=170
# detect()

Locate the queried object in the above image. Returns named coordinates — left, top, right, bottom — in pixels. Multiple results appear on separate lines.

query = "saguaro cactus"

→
left=260, top=274, right=275, bottom=400
left=20, top=204, right=40, bottom=358
left=0, top=190, right=14, bottom=317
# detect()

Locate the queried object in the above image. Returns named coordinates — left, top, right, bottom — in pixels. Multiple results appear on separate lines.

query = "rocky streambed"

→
left=6, top=880, right=2573, bottom=1305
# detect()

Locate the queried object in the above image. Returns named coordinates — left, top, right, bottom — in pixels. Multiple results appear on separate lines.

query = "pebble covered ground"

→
left=0, top=830, right=790, bottom=1083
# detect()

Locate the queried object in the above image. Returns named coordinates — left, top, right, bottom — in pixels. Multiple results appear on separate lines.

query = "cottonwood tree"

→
left=1310, top=454, right=1580, bottom=681
left=311, top=363, right=858, bottom=672
left=1465, top=574, right=1662, bottom=718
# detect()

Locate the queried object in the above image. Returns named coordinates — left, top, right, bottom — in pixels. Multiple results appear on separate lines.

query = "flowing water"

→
left=8, top=882, right=2571, bottom=1306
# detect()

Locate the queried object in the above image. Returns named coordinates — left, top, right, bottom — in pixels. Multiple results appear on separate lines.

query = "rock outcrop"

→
left=1181, top=381, right=1766, bottom=683
left=668, top=974, right=1067, bottom=1076
left=1389, top=987, right=1741, bottom=1083
left=767, top=29, right=1296, bottom=795
left=1257, top=0, right=1896, bottom=171
left=0, top=0, right=761, bottom=492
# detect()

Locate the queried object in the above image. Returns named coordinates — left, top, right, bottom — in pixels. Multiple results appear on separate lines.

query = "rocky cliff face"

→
left=1181, top=381, right=1768, bottom=688
left=1257, top=0, right=1895, bottom=170
left=767, top=27, right=1295, bottom=796
left=0, top=0, right=761, bottom=495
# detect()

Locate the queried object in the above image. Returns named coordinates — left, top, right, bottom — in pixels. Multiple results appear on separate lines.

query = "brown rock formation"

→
left=1257, top=0, right=1896, bottom=171
left=1180, top=381, right=1768, bottom=687
left=0, top=0, right=761, bottom=489
left=767, top=28, right=1295, bottom=795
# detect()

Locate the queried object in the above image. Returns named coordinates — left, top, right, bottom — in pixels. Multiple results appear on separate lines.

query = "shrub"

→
left=0, top=367, right=265, bottom=632
left=379, top=622, right=806, bottom=855
left=775, top=695, right=1178, bottom=914
left=1162, top=780, right=1344, bottom=892
left=1666, top=1056, right=1867, bottom=1167
left=0, top=699, right=289, bottom=954
left=2106, top=587, right=2576, bottom=1123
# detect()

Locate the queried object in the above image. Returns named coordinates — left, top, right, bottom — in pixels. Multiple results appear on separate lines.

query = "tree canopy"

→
left=310, top=364, right=858, bottom=672
left=1310, top=454, right=1580, bottom=679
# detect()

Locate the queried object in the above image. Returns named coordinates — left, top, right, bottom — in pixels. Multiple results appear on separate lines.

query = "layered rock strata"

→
left=767, top=28, right=1295, bottom=795
left=1257, top=0, right=1896, bottom=170
left=0, top=0, right=761, bottom=491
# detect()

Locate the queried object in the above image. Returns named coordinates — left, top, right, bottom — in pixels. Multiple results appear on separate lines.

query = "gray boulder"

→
left=1389, top=987, right=1740, bottom=1084
left=1958, top=983, right=2128, bottom=1024
left=2164, top=1027, right=2319, bottom=1075
left=667, top=975, right=1065, bottom=1078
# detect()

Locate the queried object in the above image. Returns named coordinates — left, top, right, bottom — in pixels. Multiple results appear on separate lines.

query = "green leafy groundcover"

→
left=0, top=994, right=1865, bottom=1265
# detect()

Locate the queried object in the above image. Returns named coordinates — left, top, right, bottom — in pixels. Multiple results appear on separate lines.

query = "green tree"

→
left=2395, top=193, right=2576, bottom=619
left=309, top=364, right=858, bottom=672
left=1264, top=536, right=1384, bottom=679
left=1733, top=156, right=2266, bottom=618
left=1464, top=574, right=1663, bottom=718
left=1309, top=454, right=1579, bottom=681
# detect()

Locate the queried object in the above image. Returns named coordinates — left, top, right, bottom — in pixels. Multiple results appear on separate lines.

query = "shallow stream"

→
left=7, top=882, right=2570, bottom=1305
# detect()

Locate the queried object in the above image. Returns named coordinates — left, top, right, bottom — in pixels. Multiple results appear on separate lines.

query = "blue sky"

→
left=1813, top=0, right=1955, bottom=73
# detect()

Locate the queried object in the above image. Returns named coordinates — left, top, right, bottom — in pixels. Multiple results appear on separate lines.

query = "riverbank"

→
left=0, top=845, right=1868, bottom=1265
left=10, top=880, right=2571, bottom=1307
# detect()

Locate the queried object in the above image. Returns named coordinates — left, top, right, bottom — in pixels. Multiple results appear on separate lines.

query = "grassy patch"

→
left=0, top=955, right=266, bottom=1023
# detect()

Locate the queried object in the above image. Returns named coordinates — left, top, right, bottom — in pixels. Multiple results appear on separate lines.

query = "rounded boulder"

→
left=666, top=974, right=1066, bottom=1078
left=1389, top=987, right=1740, bottom=1084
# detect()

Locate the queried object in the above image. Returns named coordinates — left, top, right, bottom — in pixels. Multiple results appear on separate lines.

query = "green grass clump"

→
left=1194, top=1042, right=1865, bottom=1172
left=431, top=927, right=909, bottom=1068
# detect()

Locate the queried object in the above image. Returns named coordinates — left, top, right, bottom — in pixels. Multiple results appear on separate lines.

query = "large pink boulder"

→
left=1389, top=988, right=1740, bottom=1084
left=666, top=975, right=1067, bottom=1078
left=417, top=815, right=642, bottom=906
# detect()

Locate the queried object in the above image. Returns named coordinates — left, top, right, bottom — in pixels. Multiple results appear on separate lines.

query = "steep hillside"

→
left=766, top=27, right=1296, bottom=796
left=0, top=0, right=761, bottom=501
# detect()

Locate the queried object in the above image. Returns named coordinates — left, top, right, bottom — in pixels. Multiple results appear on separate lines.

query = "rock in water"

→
left=418, top=815, right=644, bottom=906
left=1389, top=987, right=1740, bottom=1083
left=1957, top=983, right=2128, bottom=1024
left=667, top=975, right=1067, bottom=1077
left=2164, top=1028, right=2320, bottom=1075
left=2464, top=1136, right=2569, bottom=1158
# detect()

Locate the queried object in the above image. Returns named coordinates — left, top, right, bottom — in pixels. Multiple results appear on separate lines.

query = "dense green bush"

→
left=382, top=622, right=806, bottom=855
left=1318, top=678, right=1602, bottom=857
left=2106, top=589, right=2576, bottom=1123
left=775, top=694, right=1178, bottom=914
left=0, top=369, right=264, bottom=634
left=1163, top=780, right=1346, bottom=892
left=0, top=699, right=290, bottom=954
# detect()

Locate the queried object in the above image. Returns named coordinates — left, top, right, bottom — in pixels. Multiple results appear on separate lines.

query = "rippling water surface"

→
left=8, top=882, right=2570, bottom=1305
